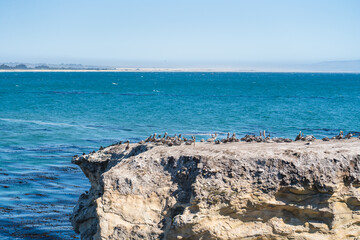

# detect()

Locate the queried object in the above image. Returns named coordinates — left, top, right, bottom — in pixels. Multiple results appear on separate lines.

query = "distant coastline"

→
left=1, top=68, right=360, bottom=73
left=1, top=60, right=360, bottom=73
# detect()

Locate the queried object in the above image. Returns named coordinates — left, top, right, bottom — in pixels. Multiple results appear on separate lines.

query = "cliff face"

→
left=71, top=140, right=360, bottom=240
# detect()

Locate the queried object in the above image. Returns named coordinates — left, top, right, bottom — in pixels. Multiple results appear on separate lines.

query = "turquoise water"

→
left=0, top=72, right=360, bottom=239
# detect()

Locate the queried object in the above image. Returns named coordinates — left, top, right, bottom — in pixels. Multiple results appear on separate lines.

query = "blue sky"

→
left=1, top=0, right=360, bottom=67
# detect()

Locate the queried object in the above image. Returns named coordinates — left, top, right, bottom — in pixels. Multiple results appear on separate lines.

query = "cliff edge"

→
left=71, top=139, right=360, bottom=239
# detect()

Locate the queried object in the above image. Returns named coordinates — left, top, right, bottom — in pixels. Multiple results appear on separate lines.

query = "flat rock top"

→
left=89, top=139, right=360, bottom=163
left=74, top=138, right=360, bottom=196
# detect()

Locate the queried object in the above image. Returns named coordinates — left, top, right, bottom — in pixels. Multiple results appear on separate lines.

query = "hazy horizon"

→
left=1, top=0, right=360, bottom=69
left=2, top=59, right=360, bottom=72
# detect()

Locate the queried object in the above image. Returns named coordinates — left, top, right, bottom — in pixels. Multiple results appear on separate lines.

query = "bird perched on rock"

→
left=173, top=139, right=181, bottom=146
left=207, top=133, right=218, bottom=143
left=231, top=133, right=239, bottom=142
left=185, top=136, right=196, bottom=146
left=145, top=135, right=152, bottom=142
left=125, top=140, right=130, bottom=150
left=151, top=133, right=157, bottom=142
left=273, top=138, right=284, bottom=143
left=322, top=137, right=330, bottom=141
left=336, top=131, right=343, bottom=140
left=304, top=135, right=315, bottom=141
left=221, top=133, right=230, bottom=143
left=264, top=133, right=272, bottom=142
left=345, top=133, right=353, bottom=139
left=241, top=134, right=256, bottom=142
left=295, top=131, right=304, bottom=141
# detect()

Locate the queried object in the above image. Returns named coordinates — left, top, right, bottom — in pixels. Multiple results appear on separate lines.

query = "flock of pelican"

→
left=129, top=130, right=358, bottom=147
left=78, top=130, right=357, bottom=156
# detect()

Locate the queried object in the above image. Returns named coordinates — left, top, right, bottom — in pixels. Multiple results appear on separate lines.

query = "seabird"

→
left=145, top=135, right=152, bottom=142
left=345, top=133, right=353, bottom=139
left=336, top=131, right=343, bottom=140
left=207, top=133, right=218, bottom=143
left=295, top=131, right=303, bottom=141
left=125, top=140, right=130, bottom=150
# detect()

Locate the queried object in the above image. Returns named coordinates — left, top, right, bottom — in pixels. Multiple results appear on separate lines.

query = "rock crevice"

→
left=71, top=140, right=360, bottom=239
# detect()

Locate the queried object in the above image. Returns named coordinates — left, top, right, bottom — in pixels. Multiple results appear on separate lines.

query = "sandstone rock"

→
left=71, top=139, right=360, bottom=239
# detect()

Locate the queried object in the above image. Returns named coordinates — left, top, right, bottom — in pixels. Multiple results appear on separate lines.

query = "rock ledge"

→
left=71, top=139, right=360, bottom=239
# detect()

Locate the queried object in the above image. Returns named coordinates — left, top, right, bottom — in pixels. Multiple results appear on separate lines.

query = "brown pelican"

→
left=295, top=131, right=302, bottom=141
left=336, top=131, right=343, bottom=140
left=207, top=133, right=218, bottom=143
left=185, top=136, right=196, bottom=146
left=304, top=135, right=315, bottom=141
left=145, top=135, right=152, bottom=142
left=231, top=133, right=238, bottom=142
left=345, top=133, right=353, bottom=139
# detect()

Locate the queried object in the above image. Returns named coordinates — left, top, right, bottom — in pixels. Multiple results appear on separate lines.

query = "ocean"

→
left=0, top=72, right=359, bottom=239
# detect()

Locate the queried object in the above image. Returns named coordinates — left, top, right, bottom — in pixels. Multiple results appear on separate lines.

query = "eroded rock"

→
left=71, top=139, right=360, bottom=239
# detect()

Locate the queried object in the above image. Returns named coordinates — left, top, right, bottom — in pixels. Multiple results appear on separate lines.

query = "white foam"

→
left=0, top=118, right=95, bottom=129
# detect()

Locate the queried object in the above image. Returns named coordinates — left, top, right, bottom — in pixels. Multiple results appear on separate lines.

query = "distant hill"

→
left=0, top=62, right=114, bottom=70
left=310, top=60, right=360, bottom=72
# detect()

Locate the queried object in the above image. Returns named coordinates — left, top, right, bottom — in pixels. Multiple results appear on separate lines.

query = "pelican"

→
left=207, top=133, right=218, bottom=143
left=145, top=135, right=152, bottom=142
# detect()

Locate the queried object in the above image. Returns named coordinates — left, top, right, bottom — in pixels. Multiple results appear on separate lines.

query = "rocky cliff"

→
left=71, top=139, right=360, bottom=239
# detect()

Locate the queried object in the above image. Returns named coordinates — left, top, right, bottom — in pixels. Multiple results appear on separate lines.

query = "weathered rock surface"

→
left=71, top=139, right=360, bottom=239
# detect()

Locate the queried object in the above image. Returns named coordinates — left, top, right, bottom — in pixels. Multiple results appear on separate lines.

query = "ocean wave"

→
left=0, top=118, right=95, bottom=129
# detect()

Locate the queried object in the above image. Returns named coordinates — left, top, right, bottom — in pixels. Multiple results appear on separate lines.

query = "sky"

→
left=1, top=0, right=360, bottom=67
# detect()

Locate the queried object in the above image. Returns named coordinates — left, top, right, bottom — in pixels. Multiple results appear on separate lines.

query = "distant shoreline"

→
left=0, top=68, right=359, bottom=73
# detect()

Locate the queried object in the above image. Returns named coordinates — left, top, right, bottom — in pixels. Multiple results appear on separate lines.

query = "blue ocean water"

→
left=0, top=72, right=360, bottom=239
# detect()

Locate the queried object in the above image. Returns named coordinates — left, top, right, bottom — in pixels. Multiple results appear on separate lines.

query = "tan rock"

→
left=71, top=139, right=360, bottom=239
